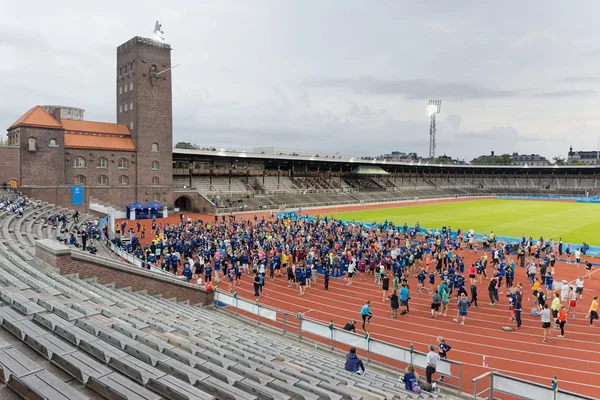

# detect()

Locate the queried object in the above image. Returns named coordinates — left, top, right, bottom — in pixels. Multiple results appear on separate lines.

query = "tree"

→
left=175, top=142, right=197, bottom=149
left=553, top=156, right=566, bottom=166
left=569, top=160, right=588, bottom=166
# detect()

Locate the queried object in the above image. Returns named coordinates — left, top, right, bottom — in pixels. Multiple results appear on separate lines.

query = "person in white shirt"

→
left=575, top=277, right=584, bottom=301
left=575, top=249, right=581, bottom=266
left=425, top=344, right=440, bottom=385
left=560, top=280, right=570, bottom=304
left=347, top=259, right=356, bottom=286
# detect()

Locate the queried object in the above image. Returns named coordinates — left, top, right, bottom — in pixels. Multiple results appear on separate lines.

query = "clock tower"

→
left=116, top=35, right=173, bottom=205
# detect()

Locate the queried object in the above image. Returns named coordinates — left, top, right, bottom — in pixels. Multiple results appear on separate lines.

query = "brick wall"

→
left=0, top=146, right=20, bottom=186
left=35, top=243, right=213, bottom=306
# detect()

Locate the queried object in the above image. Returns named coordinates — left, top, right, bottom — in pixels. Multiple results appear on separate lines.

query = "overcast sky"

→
left=2, top=0, right=600, bottom=161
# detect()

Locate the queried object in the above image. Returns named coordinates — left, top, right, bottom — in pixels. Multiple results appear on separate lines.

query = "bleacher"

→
left=0, top=193, right=452, bottom=400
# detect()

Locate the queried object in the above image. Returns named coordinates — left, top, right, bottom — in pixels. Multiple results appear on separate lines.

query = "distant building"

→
left=567, top=146, right=599, bottom=165
left=510, top=152, right=551, bottom=166
left=471, top=151, right=550, bottom=166
left=379, top=151, right=419, bottom=162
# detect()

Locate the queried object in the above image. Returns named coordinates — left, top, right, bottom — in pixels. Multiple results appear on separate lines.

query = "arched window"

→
left=74, top=157, right=86, bottom=168
left=98, top=175, right=108, bottom=186
left=96, top=157, right=108, bottom=169
left=152, top=176, right=160, bottom=185
left=118, top=158, right=129, bottom=169
left=152, top=160, right=160, bottom=170
left=49, top=138, right=58, bottom=147
left=151, top=142, right=159, bottom=152
left=119, top=175, right=129, bottom=185
left=74, top=175, right=86, bottom=185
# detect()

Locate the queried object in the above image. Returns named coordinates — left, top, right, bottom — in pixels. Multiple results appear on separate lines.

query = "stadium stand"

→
left=0, top=191, right=455, bottom=399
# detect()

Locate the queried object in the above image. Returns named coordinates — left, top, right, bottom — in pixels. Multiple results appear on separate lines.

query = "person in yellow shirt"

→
left=586, top=296, right=598, bottom=326
left=551, top=292, right=561, bottom=328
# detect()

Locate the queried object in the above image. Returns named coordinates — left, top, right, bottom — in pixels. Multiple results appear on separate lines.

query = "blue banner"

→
left=71, top=185, right=84, bottom=206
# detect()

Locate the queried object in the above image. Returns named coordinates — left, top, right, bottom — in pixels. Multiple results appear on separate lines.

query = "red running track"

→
left=222, top=253, right=600, bottom=397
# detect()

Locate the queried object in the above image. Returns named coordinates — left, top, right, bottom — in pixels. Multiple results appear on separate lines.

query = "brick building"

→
left=0, top=35, right=174, bottom=211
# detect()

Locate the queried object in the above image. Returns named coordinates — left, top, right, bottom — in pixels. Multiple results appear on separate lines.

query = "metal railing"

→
left=214, top=289, right=463, bottom=392
left=472, top=371, right=595, bottom=400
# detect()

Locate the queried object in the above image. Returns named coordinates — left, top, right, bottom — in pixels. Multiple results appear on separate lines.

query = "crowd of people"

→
left=0, top=191, right=32, bottom=215
left=111, top=211, right=598, bottom=393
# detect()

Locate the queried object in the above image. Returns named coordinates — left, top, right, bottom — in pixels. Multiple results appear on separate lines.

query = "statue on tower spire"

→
left=154, top=21, right=165, bottom=42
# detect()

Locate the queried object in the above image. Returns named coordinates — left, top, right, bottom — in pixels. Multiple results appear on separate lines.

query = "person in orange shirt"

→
left=556, top=305, right=567, bottom=338
left=585, top=296, right=599, bottom=326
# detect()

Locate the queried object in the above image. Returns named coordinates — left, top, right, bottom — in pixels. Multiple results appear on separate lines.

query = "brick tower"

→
left=116, top=36, right=173, bottom=205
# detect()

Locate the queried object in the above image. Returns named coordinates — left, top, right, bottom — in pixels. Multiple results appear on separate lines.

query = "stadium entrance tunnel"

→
left=174, top=195, right=193, bottom=211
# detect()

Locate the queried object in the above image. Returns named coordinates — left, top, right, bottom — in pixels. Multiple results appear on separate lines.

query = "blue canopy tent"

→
left=126, top=202, right=145, bottom=219
left=143, top=201, right=165, bottom=219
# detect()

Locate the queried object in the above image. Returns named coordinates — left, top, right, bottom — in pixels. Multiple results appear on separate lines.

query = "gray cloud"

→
left=533, top=90, right=598, bottom=98
left=558, top=77, right=600, bottom=83
left=2, top=0, right=600, bottom=163
left=304, top=76, right=519, bottom=100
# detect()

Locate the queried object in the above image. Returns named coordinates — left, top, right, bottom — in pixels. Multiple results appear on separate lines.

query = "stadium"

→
left=0, top=26, right=599, bottom=400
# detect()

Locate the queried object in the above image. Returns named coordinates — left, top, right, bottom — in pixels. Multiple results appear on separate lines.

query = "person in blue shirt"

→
left=204, top=264, right=212, bottom=283
left=360, top=300, right=373, bottom=332
left=428, top=271, right=435, bottom=294
left=324, top=267, right=330, bottom=290
left=344, top=347, right=366, bottom=375
left=182, top=263, right=192, bottom=283
left=399, top=284, right=410, bottom=315
left=454, top=293, right=471, bottom=325
left=416, top=269, right=426, bottom=294
left=298, top=267, right=307, bottom=296
left=404, top=364, right=434, bottom=393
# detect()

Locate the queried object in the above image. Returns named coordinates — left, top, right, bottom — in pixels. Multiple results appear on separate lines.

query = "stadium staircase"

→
left=0, top=197, right=457, bottom=399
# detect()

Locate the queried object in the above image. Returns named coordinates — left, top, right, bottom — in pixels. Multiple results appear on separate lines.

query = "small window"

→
left=130, top=122, right=134, bottom=130
left=119, top=67, right=122, bottom=76
left=152, top=176, right=160, bottom=185
left=98, top=175, right=108, bottom=185
left=28, top=138, right=37, bottom=152
left=96, top=157, right=108, bottom=169
left=151, top=142, right=159, bottom=152
left=74, top=157, right=86, bottom=168
left=119, top=105, right=122, bottom=113
left=124, top=104, right=128, bottom=112
left=118, top=158, right=129, bottom=169
left=130, top=101, right=133, bottom=110
left=74, top=175, right=86, bottom=185
left=119, top=86, right=122, bottom=94
left=48, top=138, right=58, bottom=147
left=124, top=85, right=128, bottom=93
left=153, top=193, right=160, bottom=201
left=152, top=161, right=160, bottom=170
left=119, top=175, right=129, bottom=185
left=129, top=82, right=133, bottom=91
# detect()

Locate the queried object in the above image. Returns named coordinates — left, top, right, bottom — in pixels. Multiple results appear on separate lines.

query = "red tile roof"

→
left=9, top=106, right=62, bottom=130
left=64, top=134, right=135, bottom=151
left=61, top=119, right=131, bottom=136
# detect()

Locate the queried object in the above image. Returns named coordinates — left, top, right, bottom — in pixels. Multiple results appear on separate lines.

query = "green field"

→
left=330, top=199, right=600, bottom=246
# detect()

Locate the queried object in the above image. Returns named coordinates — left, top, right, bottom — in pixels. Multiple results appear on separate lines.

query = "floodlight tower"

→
left=428, top=100, right=441, bottom=160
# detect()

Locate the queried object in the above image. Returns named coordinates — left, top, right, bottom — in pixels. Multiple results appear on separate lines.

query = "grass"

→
left=328, top=199, right=600, bottom=246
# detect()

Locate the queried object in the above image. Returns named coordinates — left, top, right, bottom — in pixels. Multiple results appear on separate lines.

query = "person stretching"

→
left=360, top=300, right=373, bottom=332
